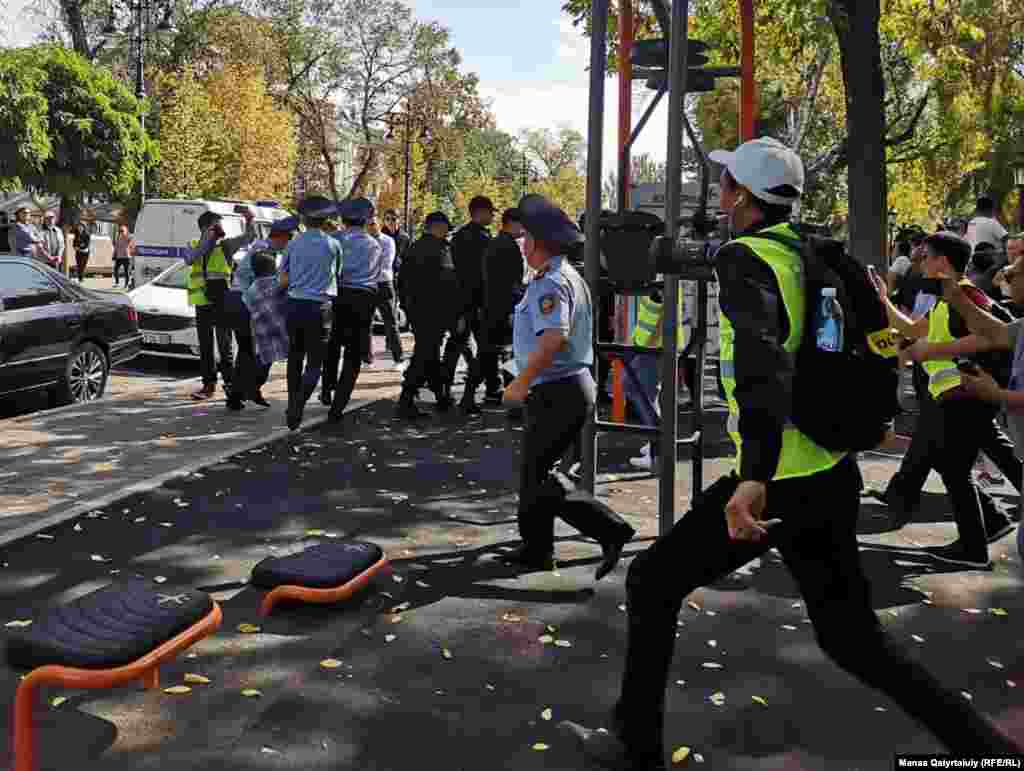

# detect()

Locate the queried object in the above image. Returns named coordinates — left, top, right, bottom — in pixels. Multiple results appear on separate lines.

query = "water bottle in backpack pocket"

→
left=815, top=287, right=845, bottom=352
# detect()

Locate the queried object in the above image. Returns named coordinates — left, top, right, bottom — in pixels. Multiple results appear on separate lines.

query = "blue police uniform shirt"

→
left=332, top=228, right=382, bottom=290
left=513, top=255, right=594, bottom=387
left=280, top=229, right=341, bottom=302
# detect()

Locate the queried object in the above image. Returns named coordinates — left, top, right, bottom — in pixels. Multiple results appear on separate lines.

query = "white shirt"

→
left=966, top=216, right=1007, bottom=249
left=375, top=232, right=396, bottom=282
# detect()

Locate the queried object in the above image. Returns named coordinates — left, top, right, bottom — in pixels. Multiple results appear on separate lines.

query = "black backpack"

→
left=747, top=226, right=900, bottom=452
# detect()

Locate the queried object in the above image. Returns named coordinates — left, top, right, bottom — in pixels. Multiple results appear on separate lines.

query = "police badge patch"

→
left=538, top=293, right=559, bottom=315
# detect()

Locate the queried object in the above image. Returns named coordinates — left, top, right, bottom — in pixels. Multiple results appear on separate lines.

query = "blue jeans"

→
left=623, top=352, right=661, bottom=432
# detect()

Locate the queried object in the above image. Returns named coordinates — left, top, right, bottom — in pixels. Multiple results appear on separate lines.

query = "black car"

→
left=0, top=257, right=142, bottom=404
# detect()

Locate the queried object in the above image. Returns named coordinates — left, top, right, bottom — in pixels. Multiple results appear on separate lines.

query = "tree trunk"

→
left=829, top=0, right=887, bottom=268
left=349, top=147, right=378, bottom=199
left=59, top=0, right=93, bottom=60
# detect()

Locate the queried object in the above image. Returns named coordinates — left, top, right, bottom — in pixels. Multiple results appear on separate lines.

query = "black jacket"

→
left=482, top=231, right=524, bottom=319
left=450, top=221, right=491, bottom=311
left=383, top=226, right=410, bottom=260
left=398, top=233, right=459, bottom=321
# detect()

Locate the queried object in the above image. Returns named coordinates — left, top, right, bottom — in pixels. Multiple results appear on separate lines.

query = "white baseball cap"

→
left=708, top=137, right=804, bottom=206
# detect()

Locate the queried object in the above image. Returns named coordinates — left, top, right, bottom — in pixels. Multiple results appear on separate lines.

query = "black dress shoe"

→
left=319, top=389, right=333, bottom=407
left=286, top=404, right=303, bottom=431
left=501, top=545, right=555, bottom=571
left=226, top=397, right=245, bottom=411
left=250, top=392, right=270, bottom=408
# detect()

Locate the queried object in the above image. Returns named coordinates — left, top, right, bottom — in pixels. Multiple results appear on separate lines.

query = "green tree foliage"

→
left=0, top=45, right=153, bottom=200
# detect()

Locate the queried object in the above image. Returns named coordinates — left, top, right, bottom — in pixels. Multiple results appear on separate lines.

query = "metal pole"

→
left=617, top=0, right=633, bottom=213
left=659, top=0, right=690, bottom=536
left=581, top=0, right=609, bottom=496
left=403, top=110, right=411, bottom=235
left=136, top=0, right=146, bottom=207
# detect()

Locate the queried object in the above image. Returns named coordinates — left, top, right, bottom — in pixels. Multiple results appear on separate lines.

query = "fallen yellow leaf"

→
left=184, top=674, right=211, bottom=684
left=554, top=639, right=572, bottom=648
left=320, top=659, right=343, bottom=669
left=5, top=619, right=32, bottom=628
left=541, top=708, right=552, bottom=721
left=546, top=624, right=557, bottom=633
left=241, top=689, right=262, bottom=698
left=751, top=695, right=768, bottom=706
left=385, top=634, right=396, bottom=643
left=672, top=746, right=691, bottom=764
left=237, top=623, right=261, bottom=634
left=163, top=686, right=192, bottom=695
left=51, top=696, right=67, bottom=708
left=441, top=648, right=453, bottom=659
left=538, top=634, right=554, bottom=644
left=709, top=691, right=725, bottom=706
left=532, top=743, right=549, bottom=751
left=306, top=529, right=326, bottom=536
left=990, top=608, right=1009, bottom=616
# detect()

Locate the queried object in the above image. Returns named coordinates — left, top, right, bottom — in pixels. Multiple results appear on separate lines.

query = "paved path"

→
left=0, top=338, right=407, bottom=544
left=0, top=391, right=1020, bottom=769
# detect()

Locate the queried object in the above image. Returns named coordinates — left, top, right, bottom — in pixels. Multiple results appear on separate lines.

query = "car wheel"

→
left=58, top=342, right=109, bottom=404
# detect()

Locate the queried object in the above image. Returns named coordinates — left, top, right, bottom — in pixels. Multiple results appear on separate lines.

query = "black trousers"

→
left=228, top=300, right=270, bottom=400
left=886, top=396, right=1020, bottom=537
left=518, top=375, right=635, bottom=554
left=615, top=456, right=1021, bottom=759
left=286, top=298, right=330, bottom=408
left=403, top=317, right=446, bottom=396
left=322, top=287, right=378, bottom=412
left=74, top=250, right=89, bottom=280
left=195, top=303, right=234, bottom=388
left=370, top=281, right=403, bottom=362
left=441, top=310, right=480, bottom=388
left=113, top=258, right=131, bottom=285
left=462, top=311, right=507, bottom=398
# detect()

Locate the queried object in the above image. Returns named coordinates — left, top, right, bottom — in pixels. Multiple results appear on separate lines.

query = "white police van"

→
left=132, top=199, right=290, bottom=287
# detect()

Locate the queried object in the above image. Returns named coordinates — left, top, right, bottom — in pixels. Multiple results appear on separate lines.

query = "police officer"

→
left=280, top=195, right=343, bottom=430
left=441, top=195, right=495, bottom=402
left=224, top=215, right=298, bottom=411
left=460, top=206, right=525, bottom=414
left=560, top=138, right=1023, bottom=767
left=395, top=211, right=459, bottom=419
left=500, top=194, right=635, bottom=578
left=320, top=197, right=381, bottom=423
left=185, top=212, right=235, bottom=401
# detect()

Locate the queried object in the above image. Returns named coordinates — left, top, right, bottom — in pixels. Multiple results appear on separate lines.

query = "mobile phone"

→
left=919, top=278, right=944, bottom=295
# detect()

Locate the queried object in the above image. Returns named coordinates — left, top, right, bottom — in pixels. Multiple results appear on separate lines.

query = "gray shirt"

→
left=40, top=225, right=64, bottom=259
left=1003, top=319, right=1024, bottom=458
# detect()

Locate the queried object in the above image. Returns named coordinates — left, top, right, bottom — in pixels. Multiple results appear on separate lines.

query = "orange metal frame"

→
left=258, top=556, right=390, bottom=617
left=12, top=602, right=223, bottom=771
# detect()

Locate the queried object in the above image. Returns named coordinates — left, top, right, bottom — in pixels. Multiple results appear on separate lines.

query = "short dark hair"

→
left=977, top=195, right=996, bottom=214
left=383, top=209, right=399, bottom=218
left=923, top=231, right=972, bottom=273
left=251, top=251, right=277, bottom=278
left=501, top=207, right=522, bottom=225
left=342, top=217, right=366, bottom=227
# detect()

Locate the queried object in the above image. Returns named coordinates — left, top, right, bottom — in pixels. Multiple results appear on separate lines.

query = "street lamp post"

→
left=1014, top=163, right=1024, bottom=232
left=403, top=110, right=412, bottom=236
left=103, top=0, right=174, bottom=210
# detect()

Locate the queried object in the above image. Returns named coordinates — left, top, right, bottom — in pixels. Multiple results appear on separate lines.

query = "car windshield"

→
left=153, top=261, right=189, bottom=289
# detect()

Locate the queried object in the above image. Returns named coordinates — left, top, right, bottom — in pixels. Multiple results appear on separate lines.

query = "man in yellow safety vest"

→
left=561, top=138, right=1022, bottom=765
left=626, top=288, right=685, bottom=471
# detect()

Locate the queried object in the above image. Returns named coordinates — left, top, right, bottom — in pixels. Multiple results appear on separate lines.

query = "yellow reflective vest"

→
left=719, top=222, right=847, bottom=481
left=632, top=290, right=686, bottom=350
left=187, top=240, right=231, bottom=307
left=922, top=279, right=975, bottom=400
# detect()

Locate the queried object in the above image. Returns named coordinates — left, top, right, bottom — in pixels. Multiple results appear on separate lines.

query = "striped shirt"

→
left=280, top=229, right=342, bottom=302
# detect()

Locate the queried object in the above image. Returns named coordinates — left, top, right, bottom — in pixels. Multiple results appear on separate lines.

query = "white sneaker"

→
left=629, top=453, right=653, bottom=471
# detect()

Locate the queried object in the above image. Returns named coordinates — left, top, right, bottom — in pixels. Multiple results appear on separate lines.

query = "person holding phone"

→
left=869, top=232, right=1018, bottom=568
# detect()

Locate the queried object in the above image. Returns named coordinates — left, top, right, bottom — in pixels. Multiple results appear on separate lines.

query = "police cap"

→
left=197, top=211, right=222, bottom=230
left=424, top=211, right=451, bottom=228
left=518, top=194, right=583, bottom=246
left=270, top=215, right=300, bottom=235
left=468, top=195, right=496, bottom=214
left=336, top=196, right=375, bottom=222
left=298, top=195, right=336, bottom=219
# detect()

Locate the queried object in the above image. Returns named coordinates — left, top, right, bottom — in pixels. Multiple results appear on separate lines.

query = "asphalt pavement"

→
left=0, top=379, right=1022, bottom=769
